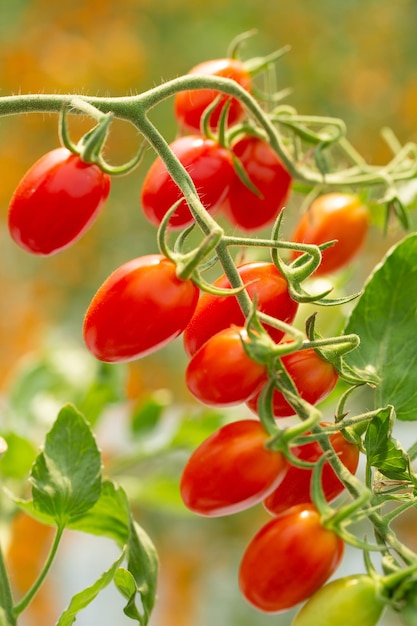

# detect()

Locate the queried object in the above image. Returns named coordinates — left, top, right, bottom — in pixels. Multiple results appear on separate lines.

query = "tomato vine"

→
left=1, top=33, right=417, bottom=626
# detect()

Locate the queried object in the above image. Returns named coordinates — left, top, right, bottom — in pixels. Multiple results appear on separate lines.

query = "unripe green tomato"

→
left=291, top=574, right=385, bottom=626
left=401, top=590, right=417, bottom=626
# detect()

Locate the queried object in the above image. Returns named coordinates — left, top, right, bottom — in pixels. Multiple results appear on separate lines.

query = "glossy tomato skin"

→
left=263, top=423, right=360, bottom=515
left=140, top=135, right=234, bottom=229
left=222, top=136, right=292, bottom=231
left=180, top=419, right=288, bottom=517
left=8, top=147, right=110, bottom=255
left=185, top=327, right=267, bottom=407
left=291, top=192, right=369, bottom=275
left=291, top=574, right=385, bottom=626
left=247, top=348, right=339, bottom=418
left=239, top=504, right=344, bottom=612
left=174, top=58, right=252, bottom=132
left=183, top=262, right=298, bottom=356
left=83, top=254, right=199, bottom=363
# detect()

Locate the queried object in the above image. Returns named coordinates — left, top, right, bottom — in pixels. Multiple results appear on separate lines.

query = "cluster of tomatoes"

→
left=6, top=54, right=374, bottom=622
left=180, top=415, right=361, bottom=613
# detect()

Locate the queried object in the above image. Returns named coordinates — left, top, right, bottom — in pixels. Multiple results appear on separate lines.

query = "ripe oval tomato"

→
left=180, top=419, right=288, bottom=517
left=263, top=423, right=360, bottom=515
left=291, top=575, right=385, bottom=626
left=185, top=327, right=267, bottom=407
left=83, top=254, right=199, bottom=363
left=239, top=504, right=344, bottom=612
left=183, top=262, right=298, bottom=356
left=140, top=135, right=234, bottom=229
left=221, top=135, right=292, bottom=231
left=173, top=58, right=252, bottom=132
left=8, top=147, right=110, bottom=255
left=291, top=193, right=369, bottom=275
left=247, top=347, right=338, bottom=418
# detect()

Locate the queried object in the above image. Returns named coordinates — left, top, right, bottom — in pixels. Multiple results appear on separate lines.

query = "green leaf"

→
left=30, top=404, right=102, bottom=526
left=344, top=233, right=417, bottom=420
left=130, top=390, right=171, bottom=438
left=0, top=433, right=36, bottom=479
left=68, top=480, right=130, bottom=546
left=12, top=475, right=158, bottom=624
left=56, top=550, right=126, bottom=626
left=114, top=568, right=143, bottom=623
left=364, top=406, right=411, bottom=482
left=12, top=480, right=130, bottom=546
left=126, top=520, right=159, bottom=626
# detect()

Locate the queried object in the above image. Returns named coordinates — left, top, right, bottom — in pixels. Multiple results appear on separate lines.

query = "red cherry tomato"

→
left=185, top=327, right=267, bottom=407
left=83, top=254, right=199, bottom=363
left=183, top=262, right=298, bottom=356
left=140, top=135, right=234, bottom=229
left=247, top=347, right=338, bottom=418
left=8, top=147, right=110, bottom=255
left=238, top=504, right=344, bottom=612
left=221, top=135, right=292, bottom=231
left=263, top=423, right=360, bottom=515
left=291, top=192, right=369, bottom=275
left=180, top=419, right=288, bottom=517
left=174, top=58, right=252, bottom=132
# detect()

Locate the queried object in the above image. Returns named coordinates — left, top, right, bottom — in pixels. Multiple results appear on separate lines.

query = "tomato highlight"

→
left=185, top=327, right=267, bottom=406
left=83, top=254, right=199, bottom=363
left=239, top=504, right=344, bottom=612
left=141, top=134, right=234, bottom=229
left=8, top=147, right=110, bottom=255
left=221, top=135, right=292, bottom=231
left=291, top=192, right=369, bottom=275
left=180, top=419, right=288, bottom=517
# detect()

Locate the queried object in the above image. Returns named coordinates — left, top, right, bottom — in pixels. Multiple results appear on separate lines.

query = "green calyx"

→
left=59, top=99, right=145, bottom=175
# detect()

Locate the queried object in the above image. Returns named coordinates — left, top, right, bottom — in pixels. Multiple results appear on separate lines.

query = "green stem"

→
left=134, top=112, right=219, bottom=236
left=282, top=415, right=417, bottom=565
left=214, top=239, right=253, bottom=316
left=0, top=541, right=15, bottom=626
left=0, top=76, right=416, bottom=188
left=13, top=524, right=64, bottom=618
left=407, top=439, right=417, bottom=462
left=382, top=499, right=417, bottom=525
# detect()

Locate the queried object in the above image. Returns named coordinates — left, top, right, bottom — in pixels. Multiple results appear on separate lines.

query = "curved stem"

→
left=138, top=113, right=221, bottom=236
left=13, top=524, right=64, bottom=617
left=0, top=541, right=15, bottom=626
left=1, top=76, right=416, bottom=188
